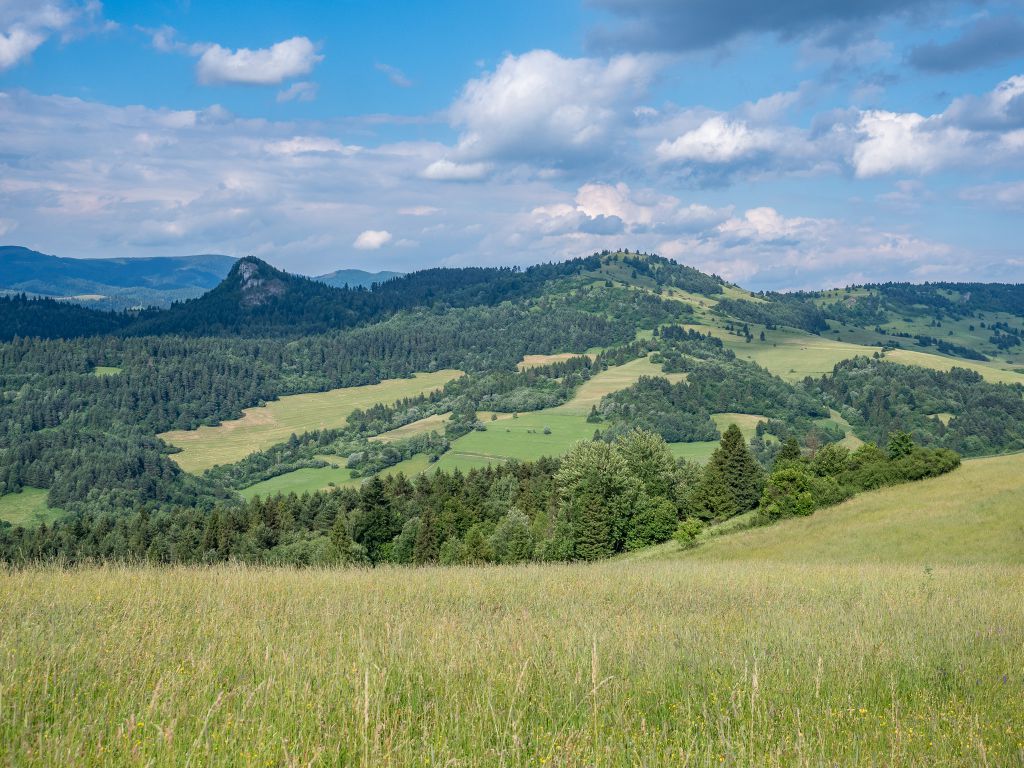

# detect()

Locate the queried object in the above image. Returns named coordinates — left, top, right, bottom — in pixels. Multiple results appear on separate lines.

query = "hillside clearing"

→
left=434, top=355, right=689, bottom=472
left=370, top=413, right=450, bottom=443
left=160, top=370, right=463, bottom=474
left=0, top=488, right=64, bottom=528
left=238, top=456, right=358, bottom=500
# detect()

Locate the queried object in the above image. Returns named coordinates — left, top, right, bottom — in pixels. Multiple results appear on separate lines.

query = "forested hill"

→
left=0, top=251, right=727, bottom=340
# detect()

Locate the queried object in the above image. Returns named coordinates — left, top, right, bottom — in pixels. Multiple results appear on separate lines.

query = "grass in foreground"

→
left=159, top=370, right=463, bottom=473
left=2, top=560, right=1021, bottom=766
left=0, top=488, right=64, bottom=528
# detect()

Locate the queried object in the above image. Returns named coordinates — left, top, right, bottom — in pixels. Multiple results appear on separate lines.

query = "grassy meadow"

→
left=680, top=322, right=1024, bottom=385
left=3, top=543, right=1022, bottom=764
left=160, top=370, right=462, bottom=474
left=238, top=457, right=359, bottom=501
left=680, top=452, right=1024, bottom=566
left=0, top=488, right=64, bottom=528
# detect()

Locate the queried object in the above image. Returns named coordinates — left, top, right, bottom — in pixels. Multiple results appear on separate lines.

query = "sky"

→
left=1, top=0, right=1023, bottom=289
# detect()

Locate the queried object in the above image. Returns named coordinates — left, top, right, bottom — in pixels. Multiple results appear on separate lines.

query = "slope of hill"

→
left=809, top=281, right=1024, bottom=368
left=0, top=246, right=236, bottom=309
left=314, top=268, right=403, bottom=288
left=675, top=452, right=1024, bottom=564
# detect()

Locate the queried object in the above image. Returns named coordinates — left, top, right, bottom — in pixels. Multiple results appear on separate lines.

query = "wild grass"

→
left=2, top=558, right=1021, bottom=767
left=4, top=455, right=1023, bottom=765
left=159, top=370, right=463, bottom=474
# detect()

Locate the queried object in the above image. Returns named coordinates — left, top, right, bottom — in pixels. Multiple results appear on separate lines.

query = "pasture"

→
left=238, top=457, right=358, bottom=501
left=435, top=355, right=690, bottom=472
left=0, top=488, right=64, bottom=528
left=159, top=370, right=462, bottom=474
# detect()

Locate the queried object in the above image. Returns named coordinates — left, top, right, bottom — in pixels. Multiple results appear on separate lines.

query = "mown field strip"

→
left=159, top=370, right=463, bottom=474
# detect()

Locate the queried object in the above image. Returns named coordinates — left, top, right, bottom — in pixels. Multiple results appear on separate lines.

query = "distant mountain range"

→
left=0, top=246, right=402, bottom=310
left=316, top=268, right=404, bottom=288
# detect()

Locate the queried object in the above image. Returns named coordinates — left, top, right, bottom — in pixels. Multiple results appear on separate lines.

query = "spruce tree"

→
left=694, top=424, right=765, bottom=520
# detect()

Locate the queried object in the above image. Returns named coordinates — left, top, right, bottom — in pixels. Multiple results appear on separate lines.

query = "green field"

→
left=238, top=456, right=359, bottom=500
left=160, top=370, right=463, bottom=474
left=678, top=452, right=1024, bottom=565
left=370, top=413, right=450, bottom=443
left=91, top=366, right=122, bottom=376
left=434, top=355, right=689, bottom=472
left=0, top=488, right=64, bottom=528
left=3, top=457, right=1022, bottom=766
left=683, top=322, right=1024, bottom=385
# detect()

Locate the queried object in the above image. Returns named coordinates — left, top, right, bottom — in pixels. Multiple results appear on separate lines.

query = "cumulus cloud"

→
left=142, top=27, right=322, bottom=87
left=196, top=36, right=322, bottom=85
left=851, top=111, right=972, bottom=176
left=909, top=16, right=1024, bottom=73
left=353, top=229, right=392, bottom=249
left=656, top=116, right=784, bottom=164
left=443, top=49, right=659, bottom=167
left=0, top=0, right=108, bottom=70
left=851, top=75, right=1024, bottom=175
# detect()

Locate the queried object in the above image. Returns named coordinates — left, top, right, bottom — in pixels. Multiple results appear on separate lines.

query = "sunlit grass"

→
left=2, top=559, right=1020, bottom=766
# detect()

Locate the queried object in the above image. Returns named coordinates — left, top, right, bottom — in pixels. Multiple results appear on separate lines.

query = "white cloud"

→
left=0, top=0, right=106, bottom=70
left=398, top=206, right=440, bottom=215
left=851, top=111, right=971, bottom=176
left=264, top=136, right=355, bottom=155
left=850, top=75, right=1024, bottom=177
left=196, top=36, right=322, bottom=85
left=446, top=49, right=660, bottom=165
left=276, top=81, right=318, bottom=103
left=961, top=181, right=1024, bottom=209
left=656, top=117, right=784, bottom=164
left=421, top=159, right=492, bottom=181
left=353, top=229, right=392, bottom=250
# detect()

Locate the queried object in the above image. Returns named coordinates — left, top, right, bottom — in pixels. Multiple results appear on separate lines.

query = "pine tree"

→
left=694, top=424, right=765, bottom=520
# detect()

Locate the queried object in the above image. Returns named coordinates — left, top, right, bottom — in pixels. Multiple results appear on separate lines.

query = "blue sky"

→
left=1, top=0, right=1023, bottom=289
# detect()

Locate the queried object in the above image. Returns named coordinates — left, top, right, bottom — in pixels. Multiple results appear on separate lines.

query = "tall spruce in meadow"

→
left=694, top=424, right=765, bottom=520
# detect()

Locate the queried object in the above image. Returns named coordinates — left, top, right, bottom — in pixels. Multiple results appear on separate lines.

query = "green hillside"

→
left=666, top=452, right=1024, bottom=565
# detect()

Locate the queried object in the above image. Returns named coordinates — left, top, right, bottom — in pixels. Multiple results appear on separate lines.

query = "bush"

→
left=674, top=517, right=705, bottom=549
